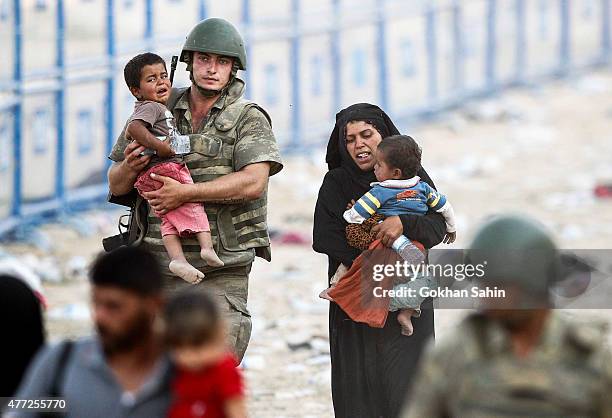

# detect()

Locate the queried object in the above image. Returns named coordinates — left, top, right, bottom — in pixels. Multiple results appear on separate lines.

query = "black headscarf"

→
left=325, top=103, right=401, bottom=193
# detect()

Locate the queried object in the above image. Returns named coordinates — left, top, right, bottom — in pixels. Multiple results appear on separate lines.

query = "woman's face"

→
left=345, top=120, right=383, bottom=171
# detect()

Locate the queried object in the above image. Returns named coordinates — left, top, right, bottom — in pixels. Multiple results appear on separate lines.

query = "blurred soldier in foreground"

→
left=401, top=214, right=612, bottom=418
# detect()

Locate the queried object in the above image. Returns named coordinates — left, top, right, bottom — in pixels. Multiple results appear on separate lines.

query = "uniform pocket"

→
left=189, top=133, right=222, bottom=157
left=225, top=294, right=251, bottom=317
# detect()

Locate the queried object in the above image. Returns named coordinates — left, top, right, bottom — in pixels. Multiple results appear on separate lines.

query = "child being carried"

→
left=320, top=135, right=456, bottom=336
left=123, top=53, right=224, bottom=284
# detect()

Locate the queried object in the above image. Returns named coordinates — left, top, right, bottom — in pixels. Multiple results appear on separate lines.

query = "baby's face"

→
left=171, top=338, right=226, bottom=371
left=132, top=63, right=171, bottom=104
left=374, top=149, right=400, bottom=182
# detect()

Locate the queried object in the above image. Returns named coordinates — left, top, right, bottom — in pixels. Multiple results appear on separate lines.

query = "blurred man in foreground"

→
left=14, top=247, right=171, bottom=418
left=401, top=214, right=612, bottom=418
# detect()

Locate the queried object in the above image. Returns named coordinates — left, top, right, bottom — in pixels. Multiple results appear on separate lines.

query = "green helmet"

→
left=465, top=214, right=559, bottom=295
left=180, top=18, right=247, bottom=70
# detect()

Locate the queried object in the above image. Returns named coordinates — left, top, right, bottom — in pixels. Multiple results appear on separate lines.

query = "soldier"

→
left=107, top=18, right=283, bottom=361
left=401, top=214, right=612, bottom=418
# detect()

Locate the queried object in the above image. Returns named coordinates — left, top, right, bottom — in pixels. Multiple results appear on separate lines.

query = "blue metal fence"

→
left=1, top=0, right=611, bottom=237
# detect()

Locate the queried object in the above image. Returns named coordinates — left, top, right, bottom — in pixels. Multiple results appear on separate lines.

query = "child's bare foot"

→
left=169, top=260, right=204, bottom=284
left=397, top=309, right=414, bottom=336
left=200, top=248, right=224, bottom=267
left=319, top=288, right=335, bottom=302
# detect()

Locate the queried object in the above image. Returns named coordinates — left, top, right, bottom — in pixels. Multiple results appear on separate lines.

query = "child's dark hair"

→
left=377, top=135, right=422, bottom=178
left=89, top=246, right=163, bottom=295
left=163, top=289, right=221, bottom=347
left=124, top=52, right=166, bottom=90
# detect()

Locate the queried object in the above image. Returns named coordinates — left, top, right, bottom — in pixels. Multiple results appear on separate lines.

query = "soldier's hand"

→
left=371, top=216, right=403, bottom=247
left=123, top=141, right=151, bottom=174
left=142, top=174, right=187, bottom=214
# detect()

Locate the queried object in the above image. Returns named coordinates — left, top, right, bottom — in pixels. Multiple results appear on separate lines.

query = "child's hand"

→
left=157, top=141, right=175, bottom=158
left=443, top=231, right=456, bottom=244
left=346, top=199, right=356, bottom=210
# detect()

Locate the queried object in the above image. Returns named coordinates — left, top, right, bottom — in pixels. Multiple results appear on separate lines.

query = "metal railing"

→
left=1, top=0, right=610, bottom=237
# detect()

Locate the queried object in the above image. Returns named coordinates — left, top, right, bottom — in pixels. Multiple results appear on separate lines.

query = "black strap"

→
left=37, top=341, right=73, bottom=418
left=49, top=340, right=73, bottom=397
left=167, top=87, right=188, bottom=112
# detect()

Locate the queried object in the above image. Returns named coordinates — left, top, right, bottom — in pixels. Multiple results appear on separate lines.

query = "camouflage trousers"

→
left=164, top=265, right=252, bottom=362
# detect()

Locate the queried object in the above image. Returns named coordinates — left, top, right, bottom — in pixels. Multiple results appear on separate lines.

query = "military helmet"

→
left=180, top=18, right=247, bottom=70
left=465, top=214, right=560, bottom=295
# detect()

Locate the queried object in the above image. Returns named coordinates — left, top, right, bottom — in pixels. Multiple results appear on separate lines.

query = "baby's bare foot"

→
left=200, top=248, right=224, bottom=267
left=169, top=260, right=204, bottom=284
left=319, top=288, right=335, bottom=302
left=397, top=310, right=414, bottom=336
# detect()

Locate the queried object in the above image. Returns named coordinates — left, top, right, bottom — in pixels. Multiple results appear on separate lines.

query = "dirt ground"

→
left=3, top=69, right=612, bottom=417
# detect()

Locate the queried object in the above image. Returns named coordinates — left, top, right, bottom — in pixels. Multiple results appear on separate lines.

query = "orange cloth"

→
left=327, top=239, right=424, bottom=328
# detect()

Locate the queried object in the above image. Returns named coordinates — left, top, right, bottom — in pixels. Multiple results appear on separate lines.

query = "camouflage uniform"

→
left=109, top=77, right=283, bottom=360
left=401, top=311, right=612, bottom=418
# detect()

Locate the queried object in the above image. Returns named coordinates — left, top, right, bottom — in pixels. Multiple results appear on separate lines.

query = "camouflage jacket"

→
left=401, top=312, right=612, bottom=418
left=109, top=78, right=283, bottom=274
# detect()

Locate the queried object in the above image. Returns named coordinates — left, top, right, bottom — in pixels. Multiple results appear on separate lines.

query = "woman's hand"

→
left=371, top=216, right=404, bottom=247
left=122, top=141, right=151, bottom=174
left=142, top=174, right=190, bottom=214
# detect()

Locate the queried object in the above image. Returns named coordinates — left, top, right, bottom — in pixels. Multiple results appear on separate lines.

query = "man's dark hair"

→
left=377, top=135, right=422, bottom=179
left=89, top=247, right=163, bottom=295
left=163, top=289, right=221, bottom=348
left=123, top=52, right=166, bottom=90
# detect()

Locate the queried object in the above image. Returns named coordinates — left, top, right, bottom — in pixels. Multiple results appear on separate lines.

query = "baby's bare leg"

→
left=397, top=308, right=416, bottom=336
left=319, top=263, right=348, bottom=301
left=163, top=235, right=204, bottom=284
left=196, top=231, right=224, bottom=267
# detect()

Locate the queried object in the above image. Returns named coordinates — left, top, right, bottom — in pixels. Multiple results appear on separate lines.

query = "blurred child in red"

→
left=164, top=290, right=246, bottom=418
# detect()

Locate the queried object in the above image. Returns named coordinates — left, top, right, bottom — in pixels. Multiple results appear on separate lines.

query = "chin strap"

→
left=189, top=60, right=240, bottom=98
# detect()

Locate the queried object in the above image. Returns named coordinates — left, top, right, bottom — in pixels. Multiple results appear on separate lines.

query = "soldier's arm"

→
left=596, top=340, right=612, bottom=417
left=142, top=162, right=270, bottom=214
left=185, top=162, right=271, bottom=204
left=195, top=106, right=282, bottom=204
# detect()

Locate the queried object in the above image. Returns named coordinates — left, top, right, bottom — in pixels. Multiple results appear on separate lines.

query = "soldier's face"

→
left=345, top=121, right=383, bottom=171
left=480, top=284, right=549, bottom=331
left=192, top=52, right=234, bottom=92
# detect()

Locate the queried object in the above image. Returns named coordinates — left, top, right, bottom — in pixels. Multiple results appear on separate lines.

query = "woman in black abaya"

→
left=313, top=103, right=446, bottom=418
